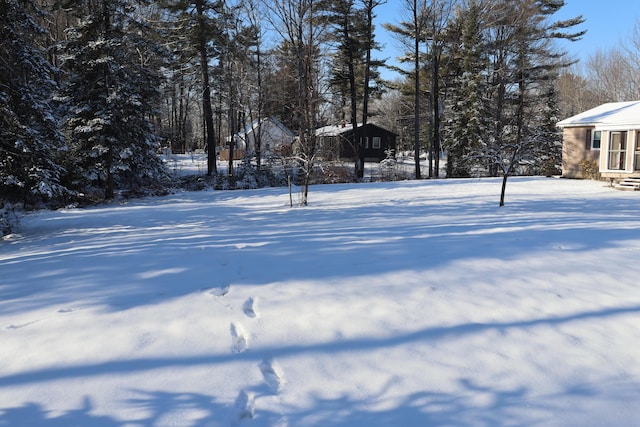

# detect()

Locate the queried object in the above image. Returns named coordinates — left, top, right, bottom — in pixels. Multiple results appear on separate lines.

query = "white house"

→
left=234, top=117, right=295, bottom=159
left=557, top=101, right=640, bottom=180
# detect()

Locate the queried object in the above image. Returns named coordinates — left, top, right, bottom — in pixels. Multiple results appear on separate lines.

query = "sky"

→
left=2, top=161, right=640, bottom=426
left=374, top=1, right=640, bottom=79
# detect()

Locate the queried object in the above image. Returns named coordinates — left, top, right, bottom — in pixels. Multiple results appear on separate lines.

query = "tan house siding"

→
left=561, top=127, right=599, bottom=178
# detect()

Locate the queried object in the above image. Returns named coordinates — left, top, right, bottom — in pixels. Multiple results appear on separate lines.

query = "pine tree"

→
left=532, top=76, right=562, bottom=176
left=326, top=0, right=384, bottom=179
left=162, top=0, right=226, bottom=176
left=476, top=0, right=583, bottom=205
left=443, top=0, right=488, bottom=178
left=58, top=0, right=167, bottom=200
left=383, top=0, right=428, bottom=179
left=327, top=0, right=367, bottom=177
left=1, top=0, right=67, bottom=206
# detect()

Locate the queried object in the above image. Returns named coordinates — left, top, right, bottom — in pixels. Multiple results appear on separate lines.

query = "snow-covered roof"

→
left=315, top=123, right=362, bottom=136
left=557, top=101, right=640, bottom=131
left=236, top=116, right=295, bottom=138
left=315, top=122, right=397, bottom=137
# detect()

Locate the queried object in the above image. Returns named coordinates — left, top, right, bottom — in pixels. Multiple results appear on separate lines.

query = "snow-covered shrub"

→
left=579, top=160, right=600, bottom=180
left=234, top=164, right=287, bottom=189
left=380, top=149, right=398, bottom=181
left=316, top=163, right=352, bottom=184
left=1, top=202, right=20, bottom=237
left=235, top=166, right=259, bottom=190
left=181, top=176, right=209, bottom=192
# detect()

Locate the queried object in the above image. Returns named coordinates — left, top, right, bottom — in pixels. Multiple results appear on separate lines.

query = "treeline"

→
left=0, top=0, right=608, bottom=212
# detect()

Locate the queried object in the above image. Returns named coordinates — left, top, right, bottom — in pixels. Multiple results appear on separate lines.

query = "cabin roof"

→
left=557, top=101, right=640, bottom=130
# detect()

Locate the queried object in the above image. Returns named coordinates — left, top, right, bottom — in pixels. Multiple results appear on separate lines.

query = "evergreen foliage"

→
left=0, top=0, right=67, bottom=206
left=57, top=0, right=167, bottom=199
left=436, top=0, right=582, bottom=203
left=443, top=0, right=488, bottom=178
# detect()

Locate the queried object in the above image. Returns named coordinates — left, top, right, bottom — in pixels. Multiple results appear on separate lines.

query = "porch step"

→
left=614, top=177, right=640, bottom=191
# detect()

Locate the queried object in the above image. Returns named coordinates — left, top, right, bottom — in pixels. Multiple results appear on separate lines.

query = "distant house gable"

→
left=315, top=122, right=397, bottom=162
left=235, top=117, right=295, bottom=158
left=557, top=101, right=640, bottom=179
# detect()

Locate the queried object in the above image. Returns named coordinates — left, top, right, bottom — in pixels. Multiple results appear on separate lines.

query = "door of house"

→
left=608, top=131, right=627, bottom=170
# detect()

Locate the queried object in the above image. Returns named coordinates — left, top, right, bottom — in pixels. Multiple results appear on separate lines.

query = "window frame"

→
left=591, top=130, right=602, bottom=150
left=372, top=136, right=381, bottom=149
left=607, top=131, right=627, bottom=170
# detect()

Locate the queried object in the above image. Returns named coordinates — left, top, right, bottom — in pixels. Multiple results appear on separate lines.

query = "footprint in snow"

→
left=4, top=320, right=40, bottom=330
left=208, top=285, right=230, bottom=297
left=135, top=332, right=155, bottom=351
left=234, top=390, right=254, bottom=421
left=230, top=322, right=248, bottom=353
left=259, top=358, right=283, bottom=393
left=242, top=297, right=259, bottom=318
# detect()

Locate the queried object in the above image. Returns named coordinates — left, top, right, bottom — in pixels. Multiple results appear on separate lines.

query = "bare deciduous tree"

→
left=585, top=48, right=638, bottom=102
left=267, top=0, right=329, bottom=205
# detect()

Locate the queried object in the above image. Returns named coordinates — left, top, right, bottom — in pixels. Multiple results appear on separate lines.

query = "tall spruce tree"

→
left=58, top=0, right=166, bottom=200
left=443, top=0, right=488, bottom=178
left=1, top=0, right=67, bottom=206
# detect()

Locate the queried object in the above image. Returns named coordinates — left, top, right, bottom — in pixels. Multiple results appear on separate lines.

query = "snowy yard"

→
left=1, top=177, right=640, bottom=426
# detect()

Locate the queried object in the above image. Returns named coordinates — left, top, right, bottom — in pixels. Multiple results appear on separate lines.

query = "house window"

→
left=372, top=137, right=381, bottom=149
left=592, top=130, right=602, bottom=150
left=608, top=131, right=627, bottom=170
left=361, top=137, right=369, bottom=149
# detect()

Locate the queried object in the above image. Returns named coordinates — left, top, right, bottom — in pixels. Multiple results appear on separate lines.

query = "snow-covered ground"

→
left=2, top=176, right=640, bottom=426
left=161, top=151, right=422, bottom=181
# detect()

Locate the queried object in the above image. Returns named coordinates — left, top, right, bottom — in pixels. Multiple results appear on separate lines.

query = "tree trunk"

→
left=499, top=173, right=508, bottom=207
left=195, top=0, right=217, bottom=176
left=362, top=0, right=373, bottom=127
left=431, top=44, right=440, bottom=178
left=105, top=149, right=115, bottom=199
left=349, top=57, right=361, bottom=179
left=413, top=0, right=421, bottom=179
